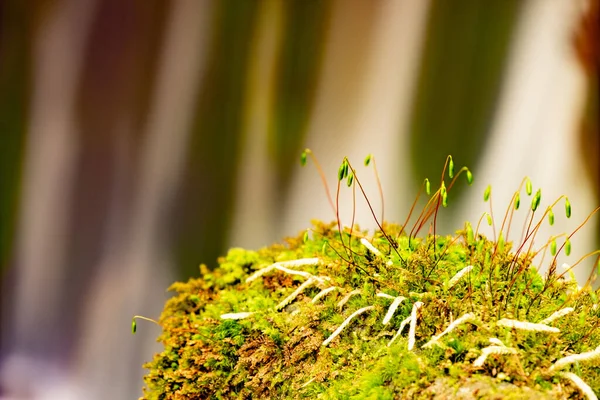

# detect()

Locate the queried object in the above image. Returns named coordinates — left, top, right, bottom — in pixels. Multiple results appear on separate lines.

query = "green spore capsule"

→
left=364, top=154, right=372, bottom=166
left=531, top=189, right=541, bottom=212
left=565, top=198, right=572, bottom=218
left=300, top=151, right=307, bottom=166
left=466, top=169, right=473, bottom=185
left=425, top=178, right=431, bottom=195
left=448, top=156, right=454, bottom=179
left=441, top=182, right=448, bottom=207
left=346, top=172, right=354, bottom=187
left=548, top=209, right=555, bottom=225
left=550, top=238, right=557, bottom=256
left=338, top=162, right=347, bottom=181
left=514, top=192, right=520, bottom=210
left=565, top=238, right=572, bottom=256
left=525, top=178, right=533, bottom=195
left=132, top=319, right=137, bottom=334
left=483, top=185, right=491, bottom=202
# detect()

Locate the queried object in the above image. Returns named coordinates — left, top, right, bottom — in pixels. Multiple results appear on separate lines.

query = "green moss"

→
left=139, top=218, right=600, bottom=399
left=137, top=154, right=599, bottom=398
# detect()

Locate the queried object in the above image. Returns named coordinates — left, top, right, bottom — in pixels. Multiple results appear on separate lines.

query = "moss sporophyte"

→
left=135, top=152, right=600, bottom=399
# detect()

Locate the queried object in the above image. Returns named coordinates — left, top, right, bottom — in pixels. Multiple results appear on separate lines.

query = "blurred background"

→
left=0, top=0, right=597, bottom=398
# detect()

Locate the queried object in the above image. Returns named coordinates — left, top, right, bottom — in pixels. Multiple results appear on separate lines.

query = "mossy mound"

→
left=140, top=221, right=600, bottom=399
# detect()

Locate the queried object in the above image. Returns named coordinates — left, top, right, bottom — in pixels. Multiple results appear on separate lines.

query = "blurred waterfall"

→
left=0, top=1, right=596, bottom=399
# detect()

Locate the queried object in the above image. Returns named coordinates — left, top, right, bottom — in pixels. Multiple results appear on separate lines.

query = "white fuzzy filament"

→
left=360, top=238, right=384, bottom=258
left=276, top=278, right=316, bottom=310
left=447, top=265, right=473, bottom=289
left=473, top=345, right=517, bottom=367
left=337, top=289, right=362, bottom=309
left=488, top=337, right=505, bottom=347
left=382, top=296, right=406, bottom=325
left=322, top=306, right=375, bottom=346
left=278, top=258, right=321, bottom=268
left=422, top=313, right=475, bottom=348
left=550, top=345, right=600, bottom=371
left=220, top=312, right=254, bottom=320
left=246, top=264, right=276, bottom=282
left=557, top=372, right=598, bottom=400
left=540, top=307, right=575, bottom=324
left=312, top=286, right=339, bottom=304
left=275, top=265, right=317, bottom=281
left=497, top=318, right=559, bottom=333
left=407, top=302, right=424, bottom=351
left=388, top=316, right=412, bottom=347
left=246, top=258, right=321, bottom=283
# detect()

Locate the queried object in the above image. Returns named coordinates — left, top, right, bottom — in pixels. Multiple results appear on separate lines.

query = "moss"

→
left=138, top=155, right=599, bottom=398
left=139, top=218, right=600, bottom=399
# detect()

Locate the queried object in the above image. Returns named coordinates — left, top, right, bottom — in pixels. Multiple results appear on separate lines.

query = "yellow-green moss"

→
left=139, top=219, right=600, bottom=399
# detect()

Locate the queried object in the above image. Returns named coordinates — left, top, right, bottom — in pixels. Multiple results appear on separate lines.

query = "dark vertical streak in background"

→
left=408, top=0, right=522, bottom=207
left=0, top=0, right=32, bottom=368
left=269, top=1, right=331, bottom=209
left=574, top=0, right=599, bottom=208
left=173, top=1, right=259, bottom=278
left=0, top=0, right=31, bottom=272
left=65, top=0, right=169, bottom=357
